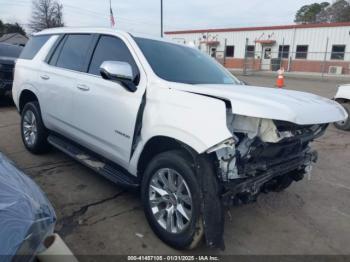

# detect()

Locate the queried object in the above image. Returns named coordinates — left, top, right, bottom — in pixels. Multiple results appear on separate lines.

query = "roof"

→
left=36, top=27, right=127, bottom=35
left=35, top=26, right=176, bottom=44
left=165, top=22, right=350, bottom=35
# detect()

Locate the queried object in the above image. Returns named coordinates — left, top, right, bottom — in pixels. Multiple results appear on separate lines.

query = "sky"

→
left=0, top=0, right=331, bottom=36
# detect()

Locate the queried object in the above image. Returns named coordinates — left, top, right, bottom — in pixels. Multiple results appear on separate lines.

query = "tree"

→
left=316, top=0, right=350, bottom=23
left=0, top=20, right=27, bottom=36
left=295, top=2, right=330, bottom=23
left=29, top=0, right=64, bottom=32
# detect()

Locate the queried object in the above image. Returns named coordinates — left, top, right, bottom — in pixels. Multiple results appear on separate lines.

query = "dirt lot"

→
left=0, top=76, right=350, bottom=256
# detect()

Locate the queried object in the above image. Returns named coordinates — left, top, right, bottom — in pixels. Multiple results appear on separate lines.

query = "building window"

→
left=296, top=45, right=308, bottom=59
left=331, top=45, right=346, bottom=60
left=225, top=45, right=234, bottom=57
left=278, top=45, right=290, bottom=59
left=245, top=45, right=255, bottom=58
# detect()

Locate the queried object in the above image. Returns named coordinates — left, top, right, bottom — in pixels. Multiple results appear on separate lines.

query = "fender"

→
left=128, top=85, right=233, bottom=175
left=15, top=83, right=40, bottom=111
left=143, top=85, right=232, bottom=153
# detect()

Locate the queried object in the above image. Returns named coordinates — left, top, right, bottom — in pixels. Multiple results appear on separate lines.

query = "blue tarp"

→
left=0, top=152, right=56, bottom=261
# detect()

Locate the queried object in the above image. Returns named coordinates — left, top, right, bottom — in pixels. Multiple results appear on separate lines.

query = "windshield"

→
left=135, top=37, right=239, bottom=85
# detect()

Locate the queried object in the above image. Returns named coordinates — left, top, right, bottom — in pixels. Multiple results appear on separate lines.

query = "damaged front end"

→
left=209, top=113, right=326, bottom=206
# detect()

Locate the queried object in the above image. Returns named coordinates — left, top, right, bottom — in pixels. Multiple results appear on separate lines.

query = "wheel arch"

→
left=136, top=136, right=199, bottom=178
left=335, top=98, right=350, bottom=104
left=19, top=89, right=39, bottom=113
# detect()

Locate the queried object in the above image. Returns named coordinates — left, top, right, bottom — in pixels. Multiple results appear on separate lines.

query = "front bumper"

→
left=221, top=149, right=317, bottom=206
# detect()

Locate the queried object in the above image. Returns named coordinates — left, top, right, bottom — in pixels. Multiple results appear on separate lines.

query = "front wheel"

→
left=141, top=150, right=204, bottom=249
left=21, top=102, right=50, bottom=154
left=334, top=103, right=350, bottom=131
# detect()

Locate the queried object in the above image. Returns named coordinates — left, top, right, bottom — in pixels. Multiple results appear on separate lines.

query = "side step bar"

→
left=48, top=135, right=139, bottom=188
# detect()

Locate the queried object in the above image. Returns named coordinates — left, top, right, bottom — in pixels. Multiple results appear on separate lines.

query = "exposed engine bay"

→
left=209, top=112, right=327, bottom=206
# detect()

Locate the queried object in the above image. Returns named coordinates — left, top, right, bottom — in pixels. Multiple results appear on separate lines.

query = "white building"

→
left=165, top=22, right=350, bottom=74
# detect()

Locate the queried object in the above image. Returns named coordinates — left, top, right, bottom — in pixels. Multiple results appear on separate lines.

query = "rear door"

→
left=40, top=34, right=95, bottom=136
left=71, top=34, right=146, bottom=169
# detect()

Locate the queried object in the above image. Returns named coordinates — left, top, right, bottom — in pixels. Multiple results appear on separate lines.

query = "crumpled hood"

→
left=169, top=83, right=348, bottom=125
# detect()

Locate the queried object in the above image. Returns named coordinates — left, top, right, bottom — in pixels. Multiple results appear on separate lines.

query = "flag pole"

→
left=109, top=0, right=115, bottom=28
left=160, top=0, right=163, bottom=37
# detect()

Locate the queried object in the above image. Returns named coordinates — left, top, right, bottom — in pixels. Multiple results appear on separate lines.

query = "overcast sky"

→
left=0, top=0, right=330, bottom=36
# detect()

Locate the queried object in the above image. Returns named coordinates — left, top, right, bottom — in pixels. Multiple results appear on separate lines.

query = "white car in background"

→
left=334, top=84, right=350, bottom=130
left=12, top=27, right=348, bottom=249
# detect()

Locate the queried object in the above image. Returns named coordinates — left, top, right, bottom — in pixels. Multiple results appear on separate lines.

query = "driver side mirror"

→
left=100, top=61, right=137, bottom=92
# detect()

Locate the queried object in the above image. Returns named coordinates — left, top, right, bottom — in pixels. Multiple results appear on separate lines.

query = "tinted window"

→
left=56, top=34, right=92, bottom=71
left=48, top=36, right=65, bottom=65
left=331, top=45, right=345, bottom=60
left=19, top=35, right=50, bottom=60
left=225, top=45, right=234, bottom=57
left=246, top=45, right=255, bottom=58
left=89, top=35, right=138, bottom=77
left=135, top=37, right=238, bottom=85
left=296, top=45, right=308, bottom=59
left=278, top=45, right=290, bottom=59
left=0, top=43, right=23, bottom=58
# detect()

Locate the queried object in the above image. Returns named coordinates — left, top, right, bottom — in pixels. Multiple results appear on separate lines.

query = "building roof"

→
left=165, top=22, right=350, bottom=35
left=0, top=33, right=28, bottom=45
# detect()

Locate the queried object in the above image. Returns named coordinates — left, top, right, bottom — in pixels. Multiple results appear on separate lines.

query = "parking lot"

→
left=0, top=75, right=350, bottom=255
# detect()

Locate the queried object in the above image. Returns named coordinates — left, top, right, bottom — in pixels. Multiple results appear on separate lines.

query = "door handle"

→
left=77, top=84, right=90, bottom=91
left=40, top=75, right=50, bottom=80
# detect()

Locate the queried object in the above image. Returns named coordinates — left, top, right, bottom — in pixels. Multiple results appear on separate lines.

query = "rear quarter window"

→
left=19, top=35, right=50, bottom=60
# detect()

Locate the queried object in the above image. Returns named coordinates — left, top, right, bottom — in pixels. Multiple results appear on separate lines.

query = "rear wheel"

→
left=334, top=103, right=350, bottom=131
left=21, top=102, right=50, bottom=154
left=141, top=150, right=204, bottom=249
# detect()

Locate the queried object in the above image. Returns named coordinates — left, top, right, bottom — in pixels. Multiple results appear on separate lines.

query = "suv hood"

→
left=170, top=84, right=347, bottom=125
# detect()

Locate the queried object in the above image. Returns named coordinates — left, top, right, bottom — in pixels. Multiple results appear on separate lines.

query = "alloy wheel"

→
left=149, top=168, right=193, bottom=234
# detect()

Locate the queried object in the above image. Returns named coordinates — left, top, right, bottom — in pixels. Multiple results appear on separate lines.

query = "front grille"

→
left=0, top=64, right=14, bottom=72
left=0, top=62, right=14, bottom=80
left=0, top=71, right=13, bottom=80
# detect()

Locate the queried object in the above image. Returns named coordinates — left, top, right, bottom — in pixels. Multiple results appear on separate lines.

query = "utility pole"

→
left=160, top=0, right=163, bottom=37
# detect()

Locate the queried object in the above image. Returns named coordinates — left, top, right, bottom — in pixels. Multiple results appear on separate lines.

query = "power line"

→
left=0, top=0, right=159, bottom=27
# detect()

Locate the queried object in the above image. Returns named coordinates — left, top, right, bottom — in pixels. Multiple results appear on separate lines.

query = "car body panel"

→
left=335, top=84, right=350, bottom=100
left=167, top=83, right=348, bottom=125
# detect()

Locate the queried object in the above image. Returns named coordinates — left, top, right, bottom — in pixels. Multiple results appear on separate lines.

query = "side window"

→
left=331, top=45, right=346, bottom=60
left=88, top=35, right=139, bottom=78
left=19, top=35, right=50, bottom=60
left=56, top=34, right=92, bottom=71
left=48, top=36, right=65, bottom=65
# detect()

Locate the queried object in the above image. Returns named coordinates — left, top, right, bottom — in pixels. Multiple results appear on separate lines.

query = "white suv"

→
left=12, top=27, right=347, bottom=249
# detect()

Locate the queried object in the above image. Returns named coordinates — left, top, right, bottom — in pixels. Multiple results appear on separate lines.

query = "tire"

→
left=141, top=150, right=204, bottom=249
left=334, top=103, right=350, bottom=131
left=21, top=101, right=50, bottom=154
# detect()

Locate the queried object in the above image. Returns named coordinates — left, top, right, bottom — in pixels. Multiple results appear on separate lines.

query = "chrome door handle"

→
left=77, top=84, right=90, bottom=91
left=40, top=75, right=50, bottom=80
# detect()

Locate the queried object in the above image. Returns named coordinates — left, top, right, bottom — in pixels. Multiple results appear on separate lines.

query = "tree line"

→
left=295, top=0, right=350, bottom=24
left=0, top=0, right=63, bottom=37
left=2, top=0, right=350, bottom=38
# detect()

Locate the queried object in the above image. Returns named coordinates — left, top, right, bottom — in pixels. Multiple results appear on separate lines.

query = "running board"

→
left=48, top=135, right=139, bottom=188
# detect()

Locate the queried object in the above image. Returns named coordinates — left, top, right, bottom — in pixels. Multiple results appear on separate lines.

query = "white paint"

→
left=12, top=27, right=348, bottom=178
left=335, top=84, right=350, bottom=100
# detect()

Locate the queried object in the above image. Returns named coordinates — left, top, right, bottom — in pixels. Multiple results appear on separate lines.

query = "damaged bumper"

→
left=210, top=118, right=327, bottom=205
left=221, top=149, right=317, bottom=206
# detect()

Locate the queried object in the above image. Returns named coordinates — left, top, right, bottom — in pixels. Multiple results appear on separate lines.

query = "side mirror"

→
left=100, top=61, right=137, bottom=92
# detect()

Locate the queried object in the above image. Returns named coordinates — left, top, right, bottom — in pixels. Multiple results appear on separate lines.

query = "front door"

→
left=261, top=46, right=272, bottom=70
left=71, top=34, right=146, bottom=169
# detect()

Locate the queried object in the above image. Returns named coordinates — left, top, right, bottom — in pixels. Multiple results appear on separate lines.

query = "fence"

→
left=214, top=41, right=350, bottom=78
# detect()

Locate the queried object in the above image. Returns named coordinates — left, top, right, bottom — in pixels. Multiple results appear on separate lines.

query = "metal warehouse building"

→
left=165, top=22, right=350, bottom=75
